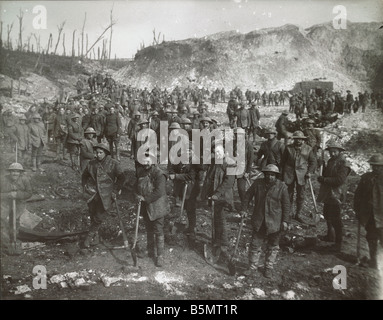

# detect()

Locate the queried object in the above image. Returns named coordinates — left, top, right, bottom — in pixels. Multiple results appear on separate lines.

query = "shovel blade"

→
left=203, top=243, right=219, bottom=265
left=228, top=260, right=236, bottom=276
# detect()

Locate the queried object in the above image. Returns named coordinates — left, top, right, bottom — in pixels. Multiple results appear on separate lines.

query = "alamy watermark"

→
left=135, top=124, right=246, bottom=176
left=333, top=5, right=347, bottom=30
left=32, top=265, right=47, bottom=289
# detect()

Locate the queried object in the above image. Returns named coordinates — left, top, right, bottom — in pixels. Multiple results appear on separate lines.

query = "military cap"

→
left=282, top=111, right=289, bottom=116
left=71, top=113, right=80, bottom=119
left=368, top=154, right=383, bottom=165
left=181, top=118, right=192, bottom=124
left=32, top=113, right=42, bottom=119
left=307, top=119, right=315, bottom=124
left=292, top=131, right=307, bottom=139
left=265, top=128, right=277, bottom=134
left=325, top=142, right=345, bottom=151
left=137, top=119, right=150, bottom=126
left=199, top=116, right=213, bottom=123
left=151, top=111, right=159, bottom=116
left=133, top=112, right=141, bottom=117
left=94, top=143, right=110, bottom=155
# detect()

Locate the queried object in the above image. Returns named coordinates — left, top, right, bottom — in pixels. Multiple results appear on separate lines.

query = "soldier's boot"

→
left=55, top=145, right=62, bottom=161
left=186, top=211, right=196, bottom=248
left=244, top=249, right=261, bottom=276
left=135, top=241, right=146, bottom=259
left=84, top=230, right=100, bottom=248
left=116, top=147, right=121, bottom=161
left=32, top=158, right=37, bottom=172
left=62, top=149, right=68, bottom=160
left=109, top=142, right=115, bottom=159
left=367, top=240, right=378, bottom=269
left=329, top=218, right=342, bottom=252
left=264, top=246, right=279, bottom=279
left=147, top=232, right=155, bottom=259
left=37, top=157, right=45, bottom=172
left=294, top=202, right=305, bottom=224
left=318, top=221, right=335, bottom=242
left=155, top=235, right=165, bottom=267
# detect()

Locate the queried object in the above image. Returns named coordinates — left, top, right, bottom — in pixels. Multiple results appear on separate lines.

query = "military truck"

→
left=291, top=80, right=334, bottom=96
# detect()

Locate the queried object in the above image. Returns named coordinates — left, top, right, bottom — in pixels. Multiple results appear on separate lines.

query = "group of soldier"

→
left=0, top=82, right=382, bottom=279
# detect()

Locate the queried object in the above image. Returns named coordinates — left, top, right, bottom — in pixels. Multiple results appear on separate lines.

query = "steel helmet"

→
left=84, top=127, right=96, bottom=135
left=94, top=143, right=110, bottom=155
left=169, top=122, right=181, bottom=129
left=368, top=154, right=383, bottom=165
left=8, top=162, right=24, bottom=171
left=262, top=164, right=280, bottom=174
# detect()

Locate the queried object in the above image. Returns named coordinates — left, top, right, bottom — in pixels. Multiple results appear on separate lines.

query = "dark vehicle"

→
left=291, top=80, right=334, bottom=96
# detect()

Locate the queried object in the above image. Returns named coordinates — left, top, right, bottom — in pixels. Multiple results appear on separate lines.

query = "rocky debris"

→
left=281, top=290, right=297, bottom=300
left=14, top=285, right=32, bottom=295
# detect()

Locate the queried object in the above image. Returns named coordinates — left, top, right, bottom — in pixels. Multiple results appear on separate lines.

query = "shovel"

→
left=203, top=199, right=220, bottom=264
left=131, top=199, right=141, bottom=266
left=171, top=184, right=188, bottom=235
left=11, top=199, right=18, bottom=252
left=113, top=196, right=137, bottom=267
left=228, top=215, right=246, bottom=276
left=308, top=176, right=321, bottom=225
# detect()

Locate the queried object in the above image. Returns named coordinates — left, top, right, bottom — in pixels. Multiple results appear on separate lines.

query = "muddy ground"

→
left=1, top=102, right=382, bottom=301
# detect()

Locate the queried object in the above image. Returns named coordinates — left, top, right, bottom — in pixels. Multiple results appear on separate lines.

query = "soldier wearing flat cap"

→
left=354, top=154, right=383, bottom=269
left=317, top=142, right=351, bottom=252
left=281, top=131, right=316, bottom=223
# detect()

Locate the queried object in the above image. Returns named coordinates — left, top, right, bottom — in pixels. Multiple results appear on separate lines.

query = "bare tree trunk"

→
left=81, top=12, right=86, bottom=57
left=17, top=9, right=24, bottom=51
left=0, top=21, right=3, bottom=45
left=7, top=23, right=13, bottom=50
left=27, top=33, right=32, bottom=51
left=108, top=5, right=114, bottom=64
left=92, top=47, right=95, bottom=60
left=86, top=34, right=88, bottom=58
left=72, top=29, right=76, bottom=57
left=54, top=21, right=65, bottom=55
left=62, top=33, right=66, bottom=56
left=46, top=33, right=52, bottom=53
left=101, top=39, right=106, bottom=60
left=85, top=22, right=115, bottom=57
left=97, top=46, right=100, bottom=60
left=78, top=38, right=80, bottom=57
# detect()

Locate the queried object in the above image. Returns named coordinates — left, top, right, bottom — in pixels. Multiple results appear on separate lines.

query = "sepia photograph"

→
left=0, top=0, right=382, bottom=303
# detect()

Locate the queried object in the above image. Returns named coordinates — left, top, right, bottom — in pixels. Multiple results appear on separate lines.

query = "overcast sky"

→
left=1, top=0, right=382, bottom=58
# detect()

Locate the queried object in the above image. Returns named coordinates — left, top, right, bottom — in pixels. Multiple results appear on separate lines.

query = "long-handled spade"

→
left=131, top=199, right=141, bottom=266
left=112, top=195, right=137, bottom=266
left=228, top=214, right=246, bottom=276
left=308, top=176, right=321, bottom=225
left=204, top=199, right=220, bottom=264
left=171, top=184, right=188, bottom=235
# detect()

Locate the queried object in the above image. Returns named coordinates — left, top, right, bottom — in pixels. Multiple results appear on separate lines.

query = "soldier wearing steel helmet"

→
left=240, top=164, right=290, bottom=278
left=317, top=142, right=351, bottom=252
left=67, top=113, right=83, bottom=171
left=81, top=143, right=125, bottom=248
left=0, top=163, right=32, bottom=255
left=28, top=113, right=47, bottom=172
left=15, top=115, right=30, bottom=167
left=80, top=127, right=97, bottom=172
left=354, top=154, right=383, bottom=269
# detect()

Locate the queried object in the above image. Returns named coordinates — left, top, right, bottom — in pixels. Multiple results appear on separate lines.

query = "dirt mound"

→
left=115, top=21, right=383, bottom=92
